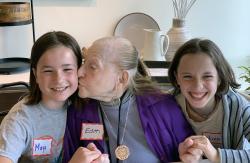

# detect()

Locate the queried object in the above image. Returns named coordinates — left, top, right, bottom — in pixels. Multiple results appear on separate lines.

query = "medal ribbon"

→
left=99, top=91, right=131, bottom=163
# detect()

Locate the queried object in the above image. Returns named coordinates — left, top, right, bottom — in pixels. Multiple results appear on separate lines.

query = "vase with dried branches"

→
left=165, top=0, right=197, bottom=61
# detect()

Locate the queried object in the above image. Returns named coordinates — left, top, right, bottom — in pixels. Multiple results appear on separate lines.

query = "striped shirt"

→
left=219, top=89, right=250, bottom=163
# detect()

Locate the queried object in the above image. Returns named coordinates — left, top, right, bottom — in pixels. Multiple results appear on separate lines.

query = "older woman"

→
left=63, top=36, right=195, bottom=163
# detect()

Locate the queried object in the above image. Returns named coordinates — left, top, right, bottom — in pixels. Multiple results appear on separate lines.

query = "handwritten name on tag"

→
left=32, top=138, right=52, bottom=156
left=203, top=132, right=222, bottom=148
left=80, top=123, right=104, bottom=140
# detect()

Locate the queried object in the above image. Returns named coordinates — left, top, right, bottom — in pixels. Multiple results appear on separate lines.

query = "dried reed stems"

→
left=172, top=0, right=197, bottom=19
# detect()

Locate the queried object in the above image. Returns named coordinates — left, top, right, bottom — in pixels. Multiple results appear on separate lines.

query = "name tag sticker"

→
left=203, top=132, right=222, bottom=148
left=80, top=123, right=104, bottom=140
left=32, top=138, right=52, bottom=156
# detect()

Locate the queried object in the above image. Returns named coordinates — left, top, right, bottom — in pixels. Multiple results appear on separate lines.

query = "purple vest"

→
left=63, top=93, right=194, bottom=162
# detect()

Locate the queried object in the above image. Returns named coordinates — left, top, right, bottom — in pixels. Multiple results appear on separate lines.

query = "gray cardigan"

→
left=219, top=89, right=250, bottom=163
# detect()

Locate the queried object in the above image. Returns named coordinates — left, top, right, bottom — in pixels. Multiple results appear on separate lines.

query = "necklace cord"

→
left=99, top=109, right=112, bottom=161
left=99, top=91, right=132, bottom=163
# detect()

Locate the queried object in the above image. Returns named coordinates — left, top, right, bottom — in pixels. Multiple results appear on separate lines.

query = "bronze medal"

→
left=115, top=145, right=130, bottom=160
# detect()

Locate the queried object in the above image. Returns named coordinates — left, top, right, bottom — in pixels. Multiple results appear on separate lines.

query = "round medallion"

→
left=115, top=145, right=130, bottom=160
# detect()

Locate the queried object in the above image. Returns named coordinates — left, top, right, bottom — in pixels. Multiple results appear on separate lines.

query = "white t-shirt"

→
left=0, top=98, right=67, bottom=163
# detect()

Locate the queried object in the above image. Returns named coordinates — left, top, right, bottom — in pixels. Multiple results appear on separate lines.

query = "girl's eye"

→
left=203, top=75, right=214, bottom=80
left=64, top=68, right=73, bottom=72
left=43, top=69, right=53, bottom=73
left=183, top=75, right=192, bottom=80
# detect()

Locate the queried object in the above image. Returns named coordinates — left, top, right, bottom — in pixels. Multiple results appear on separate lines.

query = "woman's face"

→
left=34, top=46, right=78, bottom=109
left=176, top=53, right=220, bottom=110
left=78, top=52, right=120, bottom=100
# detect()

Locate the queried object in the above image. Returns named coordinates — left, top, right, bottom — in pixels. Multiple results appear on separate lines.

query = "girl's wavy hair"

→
left=168, top=38, right=240, bottom=96
left=25, top=31, right=83, bottom=106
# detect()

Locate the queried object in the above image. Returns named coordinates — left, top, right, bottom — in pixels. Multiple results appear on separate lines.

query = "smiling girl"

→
left=0, top=31, right=83, bottom=163
left=168, top=38, right=250, bottom=163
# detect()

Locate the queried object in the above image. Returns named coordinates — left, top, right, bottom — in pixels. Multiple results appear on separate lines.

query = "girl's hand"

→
left=91, top=154, right=109, bottom=163
left=69, top=146, right=101, bottom=163
left=179, top=137, right=203, bottom=163
left=87, top=143, right=110, bottom=163
left=69, top=143, right=110, bottom=163
left=191, top=135, right=220, bottom=163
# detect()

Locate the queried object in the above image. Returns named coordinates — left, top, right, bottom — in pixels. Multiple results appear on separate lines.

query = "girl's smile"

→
left=34, top=46, right=78, bottom=109
left=176, top=53, right=219, bottom=110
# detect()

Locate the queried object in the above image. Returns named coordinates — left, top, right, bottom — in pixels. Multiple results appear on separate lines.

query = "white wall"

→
left=1, top=0, right=250, bottom=89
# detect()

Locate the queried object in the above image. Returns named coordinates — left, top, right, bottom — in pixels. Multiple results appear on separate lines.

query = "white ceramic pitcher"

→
left=142, top=29, right=169, bottom=61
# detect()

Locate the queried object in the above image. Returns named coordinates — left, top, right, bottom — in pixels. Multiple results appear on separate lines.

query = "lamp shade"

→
left=0, top=2, right=32, bottom=26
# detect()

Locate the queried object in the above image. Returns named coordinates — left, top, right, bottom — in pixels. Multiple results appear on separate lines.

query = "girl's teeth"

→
left=54, top=87, right=66, bottom=91
left=191, top=93, right=205, bottom=99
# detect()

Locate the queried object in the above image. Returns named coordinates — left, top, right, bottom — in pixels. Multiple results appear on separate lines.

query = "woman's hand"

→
left=69, top=143, right=109, bottom=163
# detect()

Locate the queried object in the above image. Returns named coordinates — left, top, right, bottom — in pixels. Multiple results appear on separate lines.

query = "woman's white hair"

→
left=87, top=36, right=160, bottom=94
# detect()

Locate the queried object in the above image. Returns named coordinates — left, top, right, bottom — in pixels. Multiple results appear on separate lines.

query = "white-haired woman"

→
left=63, top=37, right=196, bottom=163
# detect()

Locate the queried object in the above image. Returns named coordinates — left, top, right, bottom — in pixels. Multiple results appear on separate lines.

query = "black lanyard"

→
left=99, top=100, right=123, bottom=163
